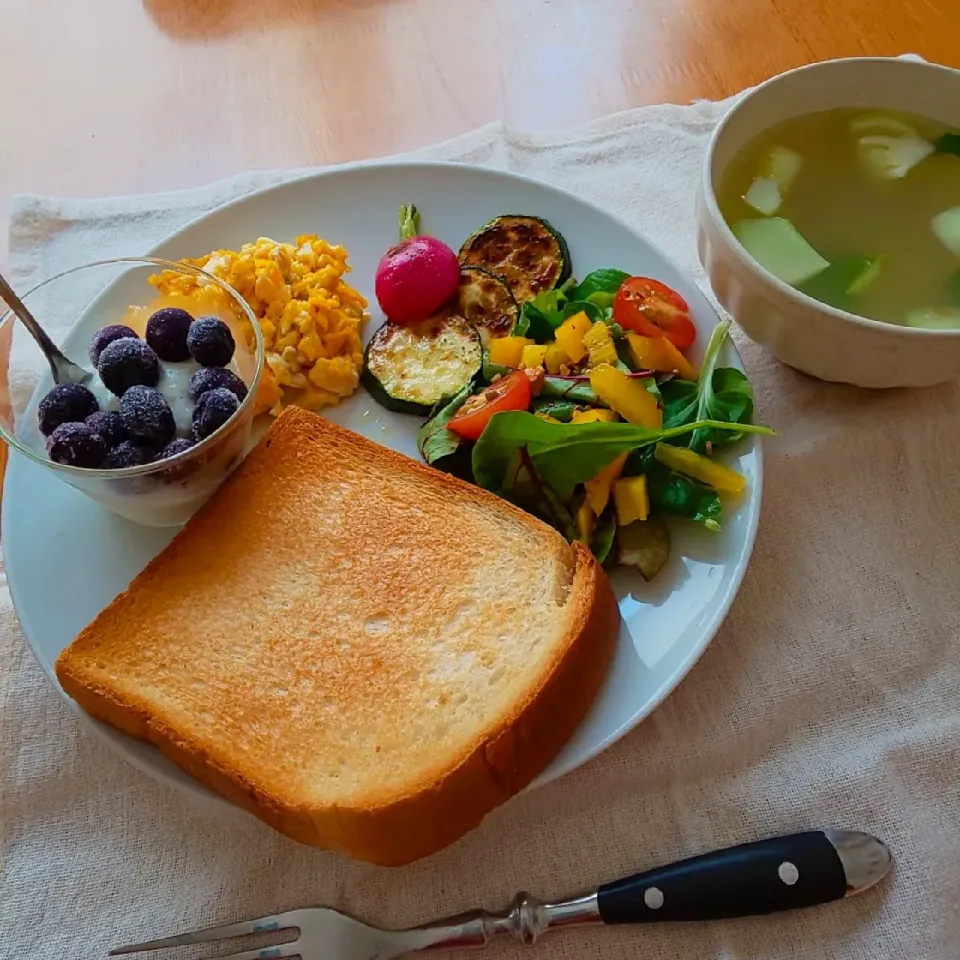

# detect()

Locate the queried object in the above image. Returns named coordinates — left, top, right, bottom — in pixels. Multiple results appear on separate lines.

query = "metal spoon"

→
left=0, top=270, right=91, bottom=385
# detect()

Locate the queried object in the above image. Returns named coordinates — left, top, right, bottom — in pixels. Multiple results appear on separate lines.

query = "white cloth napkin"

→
left=5, top=87, right=960, bottom=960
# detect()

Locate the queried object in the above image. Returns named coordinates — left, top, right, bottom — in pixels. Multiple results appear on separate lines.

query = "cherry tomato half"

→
left=613, top=277, right=696, bottom=349
left=447, top=370, right=532, bottom=441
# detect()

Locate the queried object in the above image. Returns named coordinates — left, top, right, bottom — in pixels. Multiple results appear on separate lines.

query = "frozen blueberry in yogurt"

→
left=146, top=307, right=193, bottom=362
left=98, top=338, right=161, bottom=396
left=187, top=316, right=235, bottom=367
left=47, top=422, right=107, bottom=468
left=38, top=383, right=98, bottom=436
left=85, top=410, right=128, bottom=449
left=88, top=324, right=138, bottom=366
left=119, top=385, right=176, bottom=447
left=192, top=387, right=239, bottom=441
left=103, top=440, right=154, bottom=469
left=188, top=366, right=247, bottom=402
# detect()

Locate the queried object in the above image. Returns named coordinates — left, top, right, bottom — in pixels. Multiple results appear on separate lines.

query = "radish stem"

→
left=399, top=204, right=420, bottom=242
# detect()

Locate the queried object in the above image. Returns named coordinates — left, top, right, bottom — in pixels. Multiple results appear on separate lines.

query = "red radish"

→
left=375, top=204, right=460, bottom=325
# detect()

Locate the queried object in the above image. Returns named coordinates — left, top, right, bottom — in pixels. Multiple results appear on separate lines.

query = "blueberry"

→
left=38, top=383, right=99, bottom=436
left=47, top=422, right=107, bottom=468
left=84, top=410, right=127, bottom=449
left=89, top=324, right=138, bottom=366
left=157, top=437, right=196, bottom=461
left=187, top=316, right=235, bottom=367
left=103, top=440, right=153, bottom=469
left=188, top=366, right=248, bottom=403
left=119, top=385, right=176, bottom=446
left=145, top=307, right=194, bottom=362
left=97, top=338, right=160, bottom=396
left=192, top=387, right=239, bottom=440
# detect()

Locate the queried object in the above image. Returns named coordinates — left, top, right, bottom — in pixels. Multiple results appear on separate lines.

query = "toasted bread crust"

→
left=56, top=407, right=619, bottom=865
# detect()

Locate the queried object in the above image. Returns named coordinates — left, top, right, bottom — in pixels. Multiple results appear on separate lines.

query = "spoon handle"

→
left=0, top=271, right=67, bottom=381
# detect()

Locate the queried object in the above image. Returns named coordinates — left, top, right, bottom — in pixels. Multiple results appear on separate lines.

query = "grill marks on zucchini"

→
left=457, top=266, right=520, bottom=343
left=459, top=215, right=571, bottom=304
left=362, top=314, right=481, bottom=415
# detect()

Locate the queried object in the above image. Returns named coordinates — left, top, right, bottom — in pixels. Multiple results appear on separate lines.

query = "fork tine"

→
left=109, top=913, right=295, bottom=955
left=198, top=949, right=301, bottom=960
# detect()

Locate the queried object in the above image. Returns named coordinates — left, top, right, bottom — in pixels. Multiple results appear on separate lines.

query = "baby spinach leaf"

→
left=646, top=463, right=723, bottom=530
left=417, top=383, right=474, bottom=467
left=562, top=299, right=604, bottom=323
left=571, top=268, right=630, bottom=302
left=936, top=132, right=960, bottom=157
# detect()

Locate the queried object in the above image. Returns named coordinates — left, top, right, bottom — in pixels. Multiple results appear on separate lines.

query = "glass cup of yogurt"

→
left=0, top=257, right=264, bottom=526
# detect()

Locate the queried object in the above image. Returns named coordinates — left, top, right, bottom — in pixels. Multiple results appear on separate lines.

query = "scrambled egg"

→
left=150, top=236, right=367, bottom=415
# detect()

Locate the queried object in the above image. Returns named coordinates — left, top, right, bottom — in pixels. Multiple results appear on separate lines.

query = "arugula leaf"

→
left=658, top=321, right=756, bottom=452
left=471, top=410, right=772, bottom=499
left=590, top=510, right=617, bottom=565
left=936, top=132, right=960, bottom=157
left=571, top=268, right=630, bottom=301
left=417, top=383, right=474, bottom=467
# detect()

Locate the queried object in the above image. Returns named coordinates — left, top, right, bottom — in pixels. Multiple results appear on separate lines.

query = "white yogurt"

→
left=155, top=359, right=201, bottom=436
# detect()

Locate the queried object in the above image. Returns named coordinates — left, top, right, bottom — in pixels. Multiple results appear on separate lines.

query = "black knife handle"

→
left=596, top=831, right=856, bottom=923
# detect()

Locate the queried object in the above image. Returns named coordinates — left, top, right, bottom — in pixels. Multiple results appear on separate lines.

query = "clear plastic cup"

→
left=0, top=257, right=264, bottom=526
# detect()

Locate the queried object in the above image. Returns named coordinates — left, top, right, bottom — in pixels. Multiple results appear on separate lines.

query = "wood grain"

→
left=1, top=0, right=959, bottom=498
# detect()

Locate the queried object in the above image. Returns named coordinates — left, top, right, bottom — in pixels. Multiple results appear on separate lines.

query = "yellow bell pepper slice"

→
left=625, top=333, right=698, bottom=381
left=654, top=443, right=746, bottom=494
left=583, top=452, right=627, bottom=516
left=520, top=343, right=549, bottom=369
left=582, top=322, right=619, bottom=368
left=613, top=475, right=650, bottom=526
left=544, top=343, right=569, bottom=374
left=488, top=336, right=534, bottom=369
left=576, top=500, right=595, bottom=544
left=589, top=363, right=662, bottom=429
left=554, top=311, right=592, bottom=363
left=570, top=408, right=618, bottom=424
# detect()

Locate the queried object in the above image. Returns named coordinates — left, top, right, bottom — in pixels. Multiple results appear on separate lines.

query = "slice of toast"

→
left=56, top=406, right=619, bottom=865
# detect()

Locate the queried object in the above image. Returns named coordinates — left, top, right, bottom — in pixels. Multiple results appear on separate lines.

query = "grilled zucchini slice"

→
left=457, top=266, right=520, bottom=342
left=458, top=215, right=571, bottom=304
left=362, top=314, right=481, bottom=416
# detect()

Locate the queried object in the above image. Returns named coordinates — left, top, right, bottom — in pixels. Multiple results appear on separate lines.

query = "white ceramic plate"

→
left=4, top=162, right=762, bottom=803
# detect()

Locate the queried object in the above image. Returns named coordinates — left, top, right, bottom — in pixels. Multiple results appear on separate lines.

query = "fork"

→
left=111, top=830, right=891, bottom=959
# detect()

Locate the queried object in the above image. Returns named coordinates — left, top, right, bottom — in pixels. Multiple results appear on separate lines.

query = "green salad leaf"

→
left=472, top=410, right=772, bottom=499
left=935, top=132, right=960, bottom=157
left=659, top=321, right=755, bottom=452
left=531, top=397, right=577, bottom=422
left=590, top=510, right=617, bottom=565
left=570, top=268, right=630, bottom=302
left=648, top=466, right=724, bottom=530
left=513, top=280, right=605, bottom=341
left=417, top=383, right=474, bottom=469
left=624, top=446, right=723, bottom=530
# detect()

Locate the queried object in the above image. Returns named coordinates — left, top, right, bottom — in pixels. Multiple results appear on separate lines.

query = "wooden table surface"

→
left=1, top=0, right=959, bottom=486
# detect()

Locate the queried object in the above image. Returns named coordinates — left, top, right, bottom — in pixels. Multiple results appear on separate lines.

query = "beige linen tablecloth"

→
left=3, top=94, right=960, bottom=960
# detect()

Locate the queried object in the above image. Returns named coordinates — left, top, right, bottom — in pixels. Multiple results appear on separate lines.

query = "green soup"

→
left=718, top=108, right=960, bottom=329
